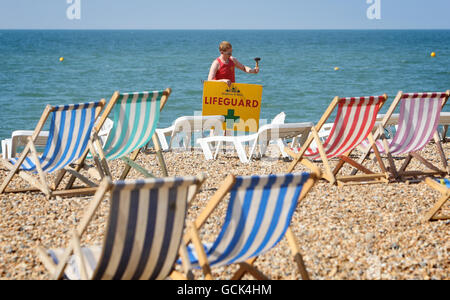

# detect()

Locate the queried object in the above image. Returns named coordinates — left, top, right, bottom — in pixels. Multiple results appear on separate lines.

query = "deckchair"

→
left=155, top=115, right=225, bottom=151
left=198, top=123, right=313, bottom=163
left=183, top=170, right=320, bottom=280
left=360, top=111, right=450, bottom=152
left=36, top=174, right=206, bottom=280
left=0, top=100, right=105, bottom=198
left=64, top=89, right=171, bottom=190
left=354, top=91, right=450, bottom=181
left=1, top=118, right=113, bottom=160
left=424, top=177, right=450, bottom=221
left=285, top=95, right=388, bottom=186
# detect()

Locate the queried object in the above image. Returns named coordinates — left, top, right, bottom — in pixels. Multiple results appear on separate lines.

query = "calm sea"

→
left=0, top=30, right=449, bottom=140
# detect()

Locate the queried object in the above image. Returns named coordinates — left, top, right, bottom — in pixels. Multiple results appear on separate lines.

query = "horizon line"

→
left=1, top=28, right=450, bottom=31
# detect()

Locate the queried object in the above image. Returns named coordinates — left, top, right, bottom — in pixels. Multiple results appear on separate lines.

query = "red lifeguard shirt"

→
left=213, top=57, right=235, bottom=83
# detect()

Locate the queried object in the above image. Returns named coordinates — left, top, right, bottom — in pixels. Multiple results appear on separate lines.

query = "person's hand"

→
left=254, top=67, right=259, bottom=74
left=224, top=79, right=232, bottom=87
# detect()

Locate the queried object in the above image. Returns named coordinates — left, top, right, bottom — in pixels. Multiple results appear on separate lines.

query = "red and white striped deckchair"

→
left=286, top=95, right=388, bottom=186
left=355, top=91, right=450, bottom=180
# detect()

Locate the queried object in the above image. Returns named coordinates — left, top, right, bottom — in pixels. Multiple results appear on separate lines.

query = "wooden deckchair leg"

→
left=379, top=128, right=398, bottom=179
left=424, top=177, right=450, bottom=221
left=118, top=136, right=168, bottom=180
left=233, top=258, right=269, bottom=280
left=0, top=144, right=31, bottom=193
left=370, top=137, right=388, bottom=174
left=442, top=125, right=448, bottom=143
left=51, top=178, right=111, bottom=280
left=119, top=149, right=140, bottom=180
left=361, top=132, right=388, bottom=174
left=58, top=149, right=91, bottom=190
left=286, top=129, right=316, bottom=173
left=153, top=134, right=169, bottom=177
left=398, top=154, right=413, bottom=175
left=193, top=175, right=236, bottom=229
left=0, top=161, right=45, bottom=194
left=311, top=127, right=335, bottom=184
left=62, top=156, right=85, bottom=190
left=169, top=271, right=187, bottom=280
left=338, top=155, right=375, bottom=175
left=286, top=228, right=310, bottom=280
left=85, top=140, right=105, bottom=180
left=71, top=229, right=88, bottom=280
left=0, top=138, right=50, bottom=197
left=178, top=244, right=194, bottom=280
left=433, top=132, right=449, bottom=174
left=120, top=156, right=156, bottom=179
left=52, top=170, right=65, bottom=190
left=64, top=167, right=98, bottom=187
left=91, top=134, right=112, bottom=179
left=332, top=150, right=351, bottom=177
left=231, top=257, right=257, bottom=280
left=182, top=176, right=235, bottom=280
left=425, top=193, right=450, bottom=221
left=36, top=247, right=57, bottom=275
left=28, top=138, right=51, bottom=198
left=1, top=105, right=53, bottom=193
left=189, top=224, right=213, bottom=280
left=407, top=153, right=447, bottom=177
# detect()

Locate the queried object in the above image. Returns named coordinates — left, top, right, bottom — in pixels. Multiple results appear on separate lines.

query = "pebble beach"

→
left=0, top=142, right=448, bottom=280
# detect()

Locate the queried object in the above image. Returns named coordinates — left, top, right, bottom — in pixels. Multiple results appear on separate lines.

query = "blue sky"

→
left=0, top=0, right=449, bottom=30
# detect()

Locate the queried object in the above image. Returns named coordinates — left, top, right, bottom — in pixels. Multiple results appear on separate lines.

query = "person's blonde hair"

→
left=219, top=41, right=232, bottom=53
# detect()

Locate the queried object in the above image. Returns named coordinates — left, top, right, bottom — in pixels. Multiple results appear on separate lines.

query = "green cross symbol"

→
left=223, top=109, right=241, bottom=129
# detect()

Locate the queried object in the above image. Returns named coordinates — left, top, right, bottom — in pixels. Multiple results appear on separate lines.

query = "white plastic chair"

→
left=1, top=130, right=49, bottom=160
left=198, top=121, right=314, bottom=163
left=293, top=122, right=333, bottom=151
left=155, top=115, right=225, bottom=151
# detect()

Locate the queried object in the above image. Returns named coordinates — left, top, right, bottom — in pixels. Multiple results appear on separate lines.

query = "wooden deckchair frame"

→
left=184, top=168, right=321, bottom=280
left=36, top=174, right=206, bottom=280
left=0, top=100, right=106, bottom=198
left=285, top=95, right=389, bottom=186
left=353, top=90, right=450, bottom=181
left=62, top=88, right=171, bottom=191
left=424, top=177, right=450, bottom=221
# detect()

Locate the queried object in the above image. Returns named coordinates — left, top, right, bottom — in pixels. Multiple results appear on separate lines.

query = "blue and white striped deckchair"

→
left=424, top=177, right=450, bottom=221
left=89, top=89, right=171, bottom=181
left=185, top=171, right=319, bottom=280
left=36, top=174, right=206, bottom=280
left=0, top=100, right=105, bottom=197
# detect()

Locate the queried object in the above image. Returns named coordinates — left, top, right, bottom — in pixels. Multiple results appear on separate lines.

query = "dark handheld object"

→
left=254, top=57, right=261, bottom=68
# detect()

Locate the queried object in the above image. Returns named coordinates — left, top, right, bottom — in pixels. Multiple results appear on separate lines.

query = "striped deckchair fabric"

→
left=185, top=171, right=319, bottom=280
left=102, top=91, right=162, bottom=160
left=371, top=93, right=445, bottom=155
left=304, top=96, right=386, bottom=159
left=37, top=175, right=206, bottom=280
left=285, top=95, right=388, bottom=186
left=77, top=88, right=171, bottom=183
left=355, top=91, right=450, bottom=180
left=0, top=100, right=105, bottom=198
left=424, top=177, right=450, bottom=221
left=396, top=92, right=447, bottom=154
left=9, top=102, right=103, bottom=173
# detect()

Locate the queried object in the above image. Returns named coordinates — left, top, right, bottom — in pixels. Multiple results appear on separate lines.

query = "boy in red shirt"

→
left=207, top=41, right=259, bottom=87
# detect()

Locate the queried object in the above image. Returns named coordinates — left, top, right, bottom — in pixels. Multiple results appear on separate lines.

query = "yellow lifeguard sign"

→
left=202, top=81, right=263, bottom=132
